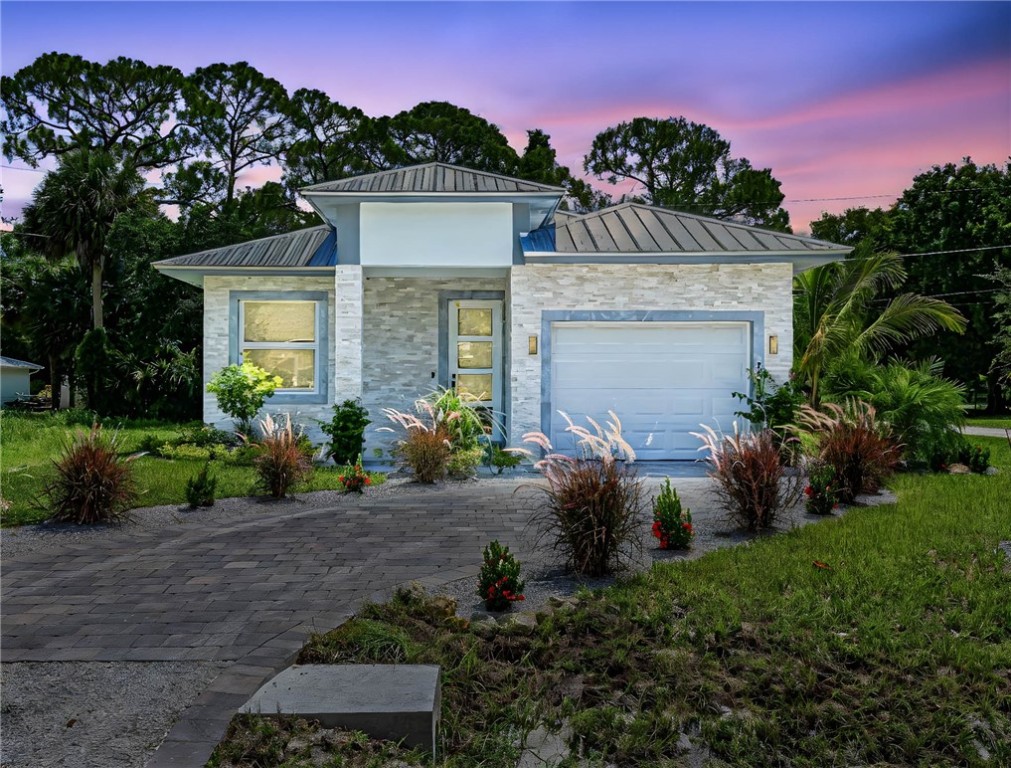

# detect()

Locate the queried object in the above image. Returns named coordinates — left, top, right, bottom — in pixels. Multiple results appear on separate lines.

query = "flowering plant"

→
left=804, top=461, right=838, bottom=515
left=338, top=454, right=372, bottom=494
left=477, top=540, right=525, bottom=611
left=651, top=477, right=694, bottom=550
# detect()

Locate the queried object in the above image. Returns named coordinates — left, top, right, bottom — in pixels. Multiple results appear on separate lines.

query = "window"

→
left=229, top=292, right=328, bottom=402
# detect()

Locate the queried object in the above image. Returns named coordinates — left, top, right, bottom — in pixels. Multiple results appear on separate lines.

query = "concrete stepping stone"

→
left=239, top=664, right=440, bottom=755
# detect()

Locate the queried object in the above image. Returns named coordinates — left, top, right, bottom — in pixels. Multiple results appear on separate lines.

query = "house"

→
left=154, top=163, right=850, bottom=460
left=0, top=356, right=43, bottom=405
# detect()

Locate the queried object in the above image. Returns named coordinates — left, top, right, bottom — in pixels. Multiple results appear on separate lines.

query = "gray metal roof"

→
left=301, top=162, right=566, bottom=195
left=153, top=226, right=333, bottom=269
left=0, top=356, right=43, bottom=370
left=550, top=203, right=845, bottom=254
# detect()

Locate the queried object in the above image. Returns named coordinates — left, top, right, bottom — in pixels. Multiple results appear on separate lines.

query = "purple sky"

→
left=2, top=1, right=1009, bottom=233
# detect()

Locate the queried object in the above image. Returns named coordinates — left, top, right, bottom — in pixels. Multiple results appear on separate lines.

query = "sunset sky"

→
left=2, top=1, right=1009, bottom=233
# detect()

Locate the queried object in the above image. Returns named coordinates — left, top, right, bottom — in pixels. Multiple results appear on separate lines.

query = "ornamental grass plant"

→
left=693, top=424, right=798, bottom=531
left=522, top=411, right=644, bottom=576
left=795, top=400, right=901, bottom=503
left=252, top=414, right=313, bottom=498
left=45, top=423, right=138, bottom=524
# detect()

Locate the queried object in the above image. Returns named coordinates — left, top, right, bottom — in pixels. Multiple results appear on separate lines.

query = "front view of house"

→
left=155, top=163, right=850, bottom=460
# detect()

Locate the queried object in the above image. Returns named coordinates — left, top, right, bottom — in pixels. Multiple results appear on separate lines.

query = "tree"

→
left=517, top=129, right=612, bottom=212
left=887, top=158, right=1011, bottom=411
left=794, top=252, right=967, bottom=404
left=585, top=116, right=790, bottom=230
left=21, top=150, right=155, bottom=329
left=991, top=265, right=1011, bottom=400
left=1, top=52, right=188, bottom=169
left=282, top=89, right=370, bottom=189
left=810, top=207, right=892, bottom=256
left=0, top=249, right=90, bottom=407
left=182, top=62, right=290, bottom=205
left=372, top=101, right=519, bottom=174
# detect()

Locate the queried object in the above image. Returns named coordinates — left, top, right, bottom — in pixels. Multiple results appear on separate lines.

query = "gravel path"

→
left=0, top=662, right=226, bottom=768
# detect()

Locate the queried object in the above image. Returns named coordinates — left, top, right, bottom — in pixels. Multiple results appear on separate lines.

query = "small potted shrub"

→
left=651, top=478, right=694, bottom=549
left=477, top=540, right=525, bottom=612
left=804, top=461, right=838, bottom=515
left=338, top=455, right=372, bottom=493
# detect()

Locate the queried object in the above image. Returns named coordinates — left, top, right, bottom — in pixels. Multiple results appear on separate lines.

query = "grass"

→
left=966, top=415, right=1011, bottom=429
left=214, top=436, right=1011, bottom=767
left=0, top=411, right=384, bottom=527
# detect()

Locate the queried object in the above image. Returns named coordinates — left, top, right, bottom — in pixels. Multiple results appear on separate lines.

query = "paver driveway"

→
left=1, top=481, right=544, bottom=766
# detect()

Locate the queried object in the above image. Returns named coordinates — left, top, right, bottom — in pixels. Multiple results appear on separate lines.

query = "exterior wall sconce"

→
left=768, top=335, right=779, bottom=355
left=528, top=335, right=539, bottom=355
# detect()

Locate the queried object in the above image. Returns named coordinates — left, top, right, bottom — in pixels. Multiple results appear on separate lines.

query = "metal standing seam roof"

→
left=300, top=162, right=566, bottom=195
left=548, top=202, right=845, bottom=254
left=0, top=356, right=43, bottom=370
left=152, top=226, right=334, bottom=269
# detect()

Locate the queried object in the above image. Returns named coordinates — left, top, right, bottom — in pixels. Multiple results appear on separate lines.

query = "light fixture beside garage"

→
left=528, top=335, right=538, bottom=355
left=769, top=335, right=779, bottom=355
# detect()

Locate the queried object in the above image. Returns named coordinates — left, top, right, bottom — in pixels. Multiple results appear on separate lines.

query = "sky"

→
left=1, top=0, right=1009, bottom=233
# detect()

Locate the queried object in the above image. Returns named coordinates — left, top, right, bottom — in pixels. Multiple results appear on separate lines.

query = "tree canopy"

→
left=1, top=52, right=188, bottom=169
left=584, top=116, right=790, bottom=230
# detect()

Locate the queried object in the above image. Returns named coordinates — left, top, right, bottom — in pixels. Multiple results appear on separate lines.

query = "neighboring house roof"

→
left=544, top=202, right=843, bottom=255
left=0, top=356, right=43, bottom=371
left=301, top=162, right=566, bottom=195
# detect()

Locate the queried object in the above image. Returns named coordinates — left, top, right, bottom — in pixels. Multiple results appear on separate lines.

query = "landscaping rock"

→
left=948, top=463, right=971, bottom=474
left=518, top=723, right=572, bottom=768
left=240, top=664, right=440, bottom=756
left=499, top=611, right=538, bottom=629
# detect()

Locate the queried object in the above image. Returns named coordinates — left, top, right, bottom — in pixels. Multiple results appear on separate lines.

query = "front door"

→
left=448, top=299, right=503, bottom=421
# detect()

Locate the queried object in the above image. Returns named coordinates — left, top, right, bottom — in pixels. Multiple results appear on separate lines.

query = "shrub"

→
left=318, top=399, right=371, bottom=466
left=958, top=442, right=991, bottom=473
left=477, top=540, right=526, bottom=611
left=337, top=455, right=372, bottom=493
left=488, top=444, right=523, bottom=474
left=693, top=425, right=797, bottom=531
left=45, top=424, right=137, bottom=524
left=75, top=328, right=117, bottom=415
left=177, top=424, right=239, bottom=448
left=524, top=412, right=643, bottom=576
left=733, top=367, right=807, bottom=436
left=804, top=461, right=839, bottom=515
left=448, top=446, right=484, bottom=479
left=185, top=463, right=217, bottom=508
left=251, top=414, right=313, bottom=498
left=651, top=477, right=693, bottom=549
left=823, top=357, right=966, bottom=464
left=795, top=401, right=902, bottom=504
left=206, top=362, right=282, bottom=435
left=427, top=388, right=490, bottom=451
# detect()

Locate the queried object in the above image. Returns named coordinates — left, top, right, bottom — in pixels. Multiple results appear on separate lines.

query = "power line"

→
left=1, top=164, right=46, bottom=173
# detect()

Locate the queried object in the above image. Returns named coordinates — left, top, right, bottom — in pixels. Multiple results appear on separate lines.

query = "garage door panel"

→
left=550, top=322, right=750, bottom=460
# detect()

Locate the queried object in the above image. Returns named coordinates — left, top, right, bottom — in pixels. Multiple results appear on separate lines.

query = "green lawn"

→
left=0, top=412, right=382, bottom=527
left=967, top=415, right=1011, bottom=429
left=215, top=436, right=1011, bottom=767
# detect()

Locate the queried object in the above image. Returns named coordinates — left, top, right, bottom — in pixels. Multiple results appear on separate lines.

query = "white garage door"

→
left=550, top=322, right=751, bottom=460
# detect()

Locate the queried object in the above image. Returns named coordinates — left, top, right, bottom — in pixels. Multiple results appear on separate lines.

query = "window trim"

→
left=228, top=291, right=329, bottom=405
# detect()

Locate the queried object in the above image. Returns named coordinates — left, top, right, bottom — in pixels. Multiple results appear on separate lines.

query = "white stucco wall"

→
left=508, top=263, right=794, bottom=443
left=202, top=275, right=336, bottom=441
left=361, top=276, right=507, bottom=455
left=1, top=368, right=34, bottom=404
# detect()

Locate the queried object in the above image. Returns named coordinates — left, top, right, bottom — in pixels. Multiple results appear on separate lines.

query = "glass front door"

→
left=449, top=299, right=502, bottom=418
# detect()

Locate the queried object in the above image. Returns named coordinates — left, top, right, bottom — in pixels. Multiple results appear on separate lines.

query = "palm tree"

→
left=21, top=149, right=154, bottom=329
left=794, top=252, right=966, bottom=404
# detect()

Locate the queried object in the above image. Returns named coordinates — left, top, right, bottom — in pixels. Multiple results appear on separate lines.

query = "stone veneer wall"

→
left=202, top=275, right=337, bottom=442
left=508, top=263, right=794, bottom=442
left=361, top=276, right=507, bottom=456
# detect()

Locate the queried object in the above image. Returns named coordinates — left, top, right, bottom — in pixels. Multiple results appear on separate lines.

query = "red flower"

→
left=804, top=486, right=813, bottom=496
left=517, top=594, right=525, bottom=601
left=364, top=477, right=372, bottom=485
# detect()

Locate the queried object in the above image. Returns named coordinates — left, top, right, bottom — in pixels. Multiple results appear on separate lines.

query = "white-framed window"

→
left=238, top=299, right=320, bottom=393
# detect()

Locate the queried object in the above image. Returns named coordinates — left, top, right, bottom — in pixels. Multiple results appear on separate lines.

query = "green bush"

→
left=488, top=444, right=523, bottom=474
left=804, top=461, right=839, bottom=515
left=477, top=540, right=525, bottom=611
left=448, top=446, right=484, bottom=479
left=45, top=424, right=137, bottom=524
left=733, top=367, right=806, bottom=436
left=651, top=478, right=693, bottom=549
left=427, top=388, right=489, bottom=451
left=318, top=399, right=371, bottom=465
left=75, top=328, right=117, bottom=416
left=185, top=463, right=217, bottom=508
left=206, top=362, right=282, bottom=434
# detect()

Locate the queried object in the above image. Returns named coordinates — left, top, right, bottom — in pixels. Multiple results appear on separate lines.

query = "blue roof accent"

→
left=306, top=227, right=338, bottom=266
left=520, top=225, right=556, bottom=253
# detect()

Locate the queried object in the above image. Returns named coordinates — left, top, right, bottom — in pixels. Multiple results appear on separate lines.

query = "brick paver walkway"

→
left=1, top=483, right=542, bottom=766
